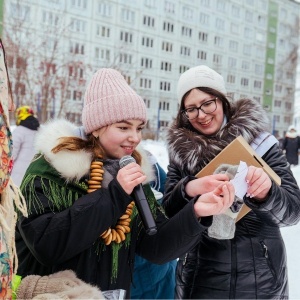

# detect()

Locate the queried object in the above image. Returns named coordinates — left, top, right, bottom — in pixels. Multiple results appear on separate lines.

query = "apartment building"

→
left=1, top=0, right=299, bottom=137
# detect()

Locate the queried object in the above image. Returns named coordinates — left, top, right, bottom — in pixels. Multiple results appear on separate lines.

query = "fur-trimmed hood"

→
left=167, top=98, right=271, bottom=175
left=34, top=119, right=154, bottom=183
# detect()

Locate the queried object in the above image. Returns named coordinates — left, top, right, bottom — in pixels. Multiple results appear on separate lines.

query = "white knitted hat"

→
left=177, top=65, right=227, bottom=103
left=82, top=68, right=147, bottom=134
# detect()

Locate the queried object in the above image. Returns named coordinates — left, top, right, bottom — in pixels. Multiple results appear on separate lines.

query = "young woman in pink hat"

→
left=15, top=68, right=234, bottom=298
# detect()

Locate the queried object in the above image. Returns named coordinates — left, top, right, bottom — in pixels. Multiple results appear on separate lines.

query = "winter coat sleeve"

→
left=17, top=177, right=133, bottom=265
left=162, top=159, right=196, bottom=218
left=135, top=198, right=206, bottom=264
left=12, top=127, right=23, bottom=160
left=244, top=143, right=300, bottom=226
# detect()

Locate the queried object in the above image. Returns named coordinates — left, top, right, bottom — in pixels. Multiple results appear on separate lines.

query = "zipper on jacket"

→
left=183, top=253, right=188, bottom=266
left=259, top=241, right=278, bottom=282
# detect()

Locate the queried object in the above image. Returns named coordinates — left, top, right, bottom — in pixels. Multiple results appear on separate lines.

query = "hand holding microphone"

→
left=118, top=156, right=157, bottom=235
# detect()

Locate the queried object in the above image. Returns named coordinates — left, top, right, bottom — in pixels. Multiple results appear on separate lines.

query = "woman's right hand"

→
left=193, top=182, right=235, bottom=218
left=117, top=162, right=146, bottom=195
left=185, top=174, right=230, bottom=198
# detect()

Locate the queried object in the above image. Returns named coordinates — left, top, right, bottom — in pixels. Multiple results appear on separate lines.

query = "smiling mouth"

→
left=200, top=118, right=213, bottom=126
left=122, top=146, right=134, bottom=151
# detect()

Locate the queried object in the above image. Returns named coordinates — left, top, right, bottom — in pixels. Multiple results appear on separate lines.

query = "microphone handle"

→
left=133, top=185, right=157, bottom=235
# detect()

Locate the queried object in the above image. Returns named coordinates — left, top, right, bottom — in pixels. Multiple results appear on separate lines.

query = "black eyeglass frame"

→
left=181, top=97, right=218, bottom=120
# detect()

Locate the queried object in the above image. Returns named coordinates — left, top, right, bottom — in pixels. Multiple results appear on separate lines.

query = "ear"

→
left=92, top=130, right=99, bottom=138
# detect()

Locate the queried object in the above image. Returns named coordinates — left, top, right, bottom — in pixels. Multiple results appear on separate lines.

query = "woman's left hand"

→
left=245, top=166, right=272, bottom=201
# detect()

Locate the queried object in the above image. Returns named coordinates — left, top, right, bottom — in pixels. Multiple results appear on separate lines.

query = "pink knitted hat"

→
left=82, top=68, right=147, bottom=134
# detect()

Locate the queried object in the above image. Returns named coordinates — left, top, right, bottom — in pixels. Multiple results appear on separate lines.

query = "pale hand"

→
left=117, top=162, right=146, bottom=195
left=185, top=174, right=230, bottom=198
left=245, top=166, right=272, bottom=200
left=194, top=182, right=235, bottom=218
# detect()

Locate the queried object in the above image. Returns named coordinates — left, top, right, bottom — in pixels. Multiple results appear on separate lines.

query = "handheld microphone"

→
left=119, top=155, right=157, bottom=235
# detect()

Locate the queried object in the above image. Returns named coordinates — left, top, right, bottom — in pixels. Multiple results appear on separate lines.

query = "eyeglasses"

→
left=182, top=98, right=218, bottom=120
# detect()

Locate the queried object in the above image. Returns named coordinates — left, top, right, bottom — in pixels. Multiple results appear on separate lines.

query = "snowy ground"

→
left=142, top=139, right=300, bottom=299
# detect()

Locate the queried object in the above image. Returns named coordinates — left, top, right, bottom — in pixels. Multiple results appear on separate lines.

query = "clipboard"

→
left=195, top=135, right=281, bottom=222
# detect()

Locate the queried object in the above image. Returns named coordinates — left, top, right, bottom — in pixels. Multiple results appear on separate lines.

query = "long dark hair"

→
left=175, top=87, right=233, bottom=132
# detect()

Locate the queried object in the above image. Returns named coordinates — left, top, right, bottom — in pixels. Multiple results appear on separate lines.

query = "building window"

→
left=284, top=116, right=291, bottom=124
left=71, top=0, right=87, bottom=9
left=10, top=3, right=31, bottom=21
left=227, top=75, right=235, bottom=84
left=200, top=13, right=209, bottom=25
left=179, top=65, right=189, bottom=73
left=274, top=100, right=281, bottom=107
left=213, top=54, right=222, bottom=64
left=254, top=64, right=264, bottom=75
left=42, top=11, right=60, bottom=26
left=144, top=0, right=156, bottom=8
left=254, top=80, right=262, bottom=89
left=243, top=45, right=251, bottom=56
left=120, top=31, right=133, bottom=43
left=120, top=53, right=132, bottom=64
left=241, top=78, right=249, bottom=86
left=141, top=57, right=153, bottom=68
left=230, top=23, right=239, bottom=34
left=197, top=50, right=207, bottom=60
left=214, top=36, right=223, bottom=47
left=70, top=42, right=85, bottom=55
left=182, top=6, right=193, bottom=19
left=285, top=102, right=292, bottom=110
left=164, top=1, right=175, bottom=13
left=244, top=27, right=253, bottom=39
left=182, top=26, right=192, bottom=37
left=98, top=2, right=112, bottom=16
left=70, top=18, right=86, bottom=33
left=229, top=40, right=238, bottom=52
left=144, top=98, right=151, bottom=108
left=161, top=61, right=172, bottom=71
left=96, top=25, right=110, bottom=37
left=245, top=10, right=253, bottom=22
left=142, top=36, right=154, bottom=47
left=162, top=41, right=173, bottom=52
left=143, top=15, right=155, bottom=27
left=241, top=61, right=250, bottom=70
left=216, top=18, right=225, bottom=30
left=180, top=46, right=191, bottom=56
left=232, top=5, right=240, bottom=17
left=163, top=21, right=174, bottom=32
left=228, top=57, right=237, bottom=68
left=199, top=31, right=208, bottom=42
left=122, top=9, right=135, bottom=23
left=159, top=101, right=170, bottom=110
left=140, top=78, right=152, bottom=89
left=275, top=85, right=282, bottom=93
left=95, top=48, right=110, bottom=61
left=160, top=81, right=171, bottom=91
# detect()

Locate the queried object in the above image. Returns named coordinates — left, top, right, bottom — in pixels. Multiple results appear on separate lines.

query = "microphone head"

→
left=119, top=155, right=136, bottom=168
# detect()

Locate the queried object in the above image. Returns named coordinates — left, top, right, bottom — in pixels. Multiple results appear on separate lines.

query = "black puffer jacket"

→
left=163, top=99, right=300, bottom=299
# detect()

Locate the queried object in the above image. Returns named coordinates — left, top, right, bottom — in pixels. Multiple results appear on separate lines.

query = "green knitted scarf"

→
left=19, top=153, right=161, bottom=282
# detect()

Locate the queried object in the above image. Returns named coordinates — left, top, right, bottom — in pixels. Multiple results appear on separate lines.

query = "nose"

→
left=128, top=131, right=140, bottom=143
left=196, top=109, right=206, bottom=119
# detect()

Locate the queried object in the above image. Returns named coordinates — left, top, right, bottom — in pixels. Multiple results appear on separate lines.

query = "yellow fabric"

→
left=15, top=106, right=34, bottom=125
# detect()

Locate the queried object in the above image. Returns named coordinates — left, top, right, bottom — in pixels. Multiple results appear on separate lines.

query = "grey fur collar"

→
left=34, top=119, right=154, bottom=183
left=167, top=99, right=271, bottom=175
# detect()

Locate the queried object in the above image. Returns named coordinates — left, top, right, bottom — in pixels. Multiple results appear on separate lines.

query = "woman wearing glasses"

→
left=163, top=65, right=300, bottom=299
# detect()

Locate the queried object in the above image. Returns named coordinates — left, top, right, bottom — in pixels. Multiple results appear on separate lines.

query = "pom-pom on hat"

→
left=82, top=68, right=147, bottom=134
left=177, top=65, right=227, bottom=103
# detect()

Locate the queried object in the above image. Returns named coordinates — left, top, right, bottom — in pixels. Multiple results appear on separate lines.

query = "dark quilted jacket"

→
left=164, top=144, right=300, bottom=299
